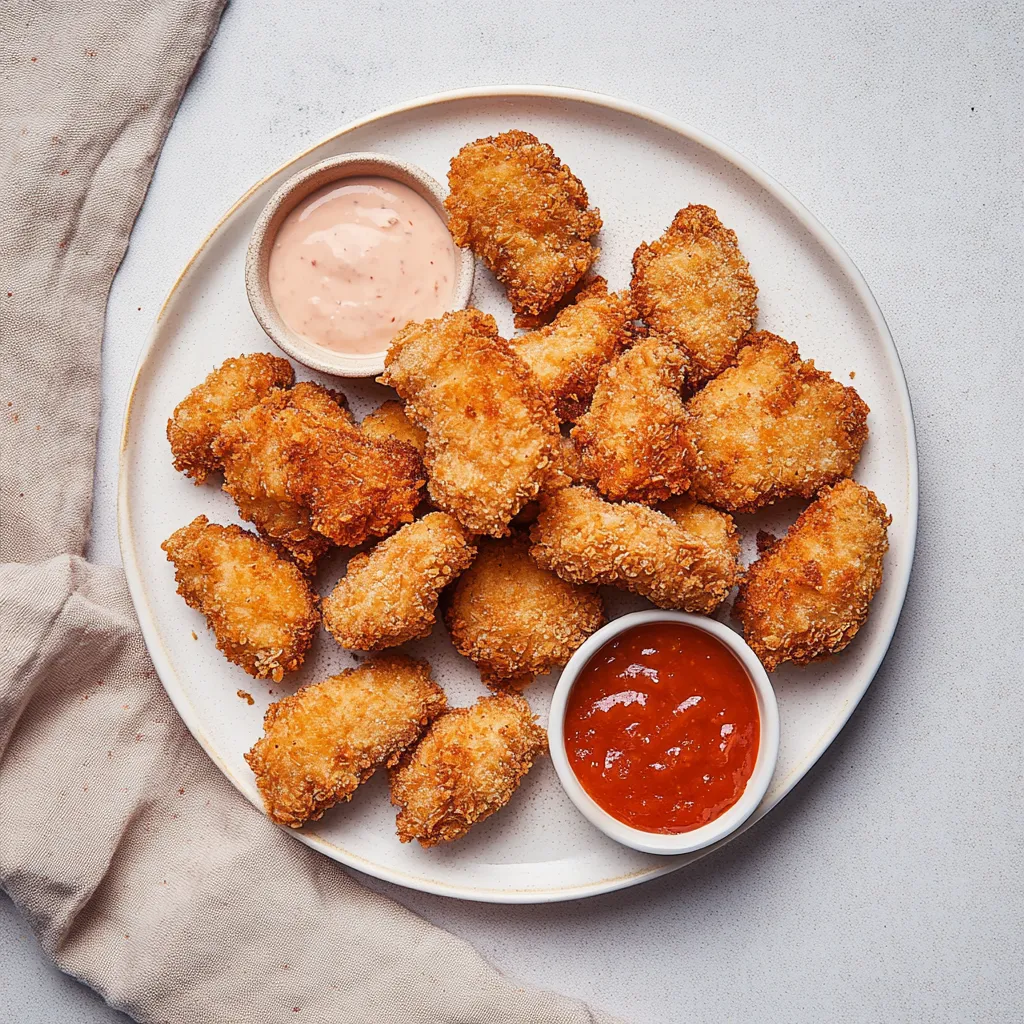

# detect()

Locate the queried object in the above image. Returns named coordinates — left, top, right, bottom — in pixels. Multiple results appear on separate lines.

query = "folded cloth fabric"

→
left=0, top=4, right=620, bottom=1022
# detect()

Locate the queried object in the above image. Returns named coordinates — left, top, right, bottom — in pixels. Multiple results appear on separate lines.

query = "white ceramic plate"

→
left=118, top=87, right=918, bottom=904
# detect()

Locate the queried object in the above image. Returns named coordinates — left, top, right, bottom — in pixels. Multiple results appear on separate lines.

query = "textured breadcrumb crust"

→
left=381, top=309, right=561, bottom=537
left=214, top=382, right=424, bottom=563
left=360, top=400, right=427, bottom=456
left=445, top=533, right=604, bottom=688
left=657, top=494, right=743, bottom=597
left=166, top=353, right=293, bottom=483
left=733, top=479, right=890, bottom=671
left=686, top=331, right=869, bottom=512
left=529, top=486, right=742, bottom=613
left=161, top=515, right=318, bottom=681
left=571, top=333, right=693, bottom=504
left=445, top=130, right=602, bottom=316
left=511, top=278, right=634, bottom=422
left=323, top=512, right=476, bottom=651
left=631, top=204, right=758, bottom=384
left=244, top=653, right=447, bottom=827
left=389, top=691, right=547, bottom=847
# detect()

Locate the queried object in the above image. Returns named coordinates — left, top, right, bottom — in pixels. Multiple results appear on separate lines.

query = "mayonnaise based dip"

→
left=268, top=176, right=456, bottom=355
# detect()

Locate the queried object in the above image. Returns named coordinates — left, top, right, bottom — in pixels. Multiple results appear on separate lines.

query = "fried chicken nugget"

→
left=687, top=332, right=869, bottom=513
left=511, top=278, right=633, bottom=422
left=530, top=486, right=742, bottom=613
left=360, top=400, right=427, bottom=456
left=245, top=653, right=447, bottom=827
left=161, top=515, right=318, bottom=681
left=571, top=333, right=693, bottom=504
left=166, top=353, right=293, bottom=483
left=631, top=205, right=758, bottom=383
left=389, top=691, right=547, bottom=846
left=446, top=130, right=602, bottom=316
left=658, top=495, right=743, bottom=597
left=445, top=534, right=605, bottom=688
left=733, top=480, right=890, bottom=671
left=214, top=382, right=424, bottom=566
left=381, top=309, right=560, bottom=537
left=323, top=512, right=476, bottom=651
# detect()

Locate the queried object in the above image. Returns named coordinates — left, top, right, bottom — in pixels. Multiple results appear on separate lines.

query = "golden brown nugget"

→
left=381, top=309, right=560, bottom=537
left=214, top=382, right=424, bottom=565
left=571, top=333, right=693, bottom=504
left=734, top=480, right=890, bottom=672
left=389, top=691, right=547, bottom=846
left=245, top=653, right=447, bottom=827
left=658, top=495, right=743, bottom=600
left=687, top=331, right=869, bottom=513
left=161, top=516, right=318, bottom=681
left=631, top=205, right=758, bottom=383
left=445, top=534, right=605, bottom=688
left=323, top=513, right=476, bottom=651
left=511, top=278, right=633, bottom=422
left=360, top=399, right=427, bottom=456
left=530, top=486, right=741, bottom=613
left=446, top=130, right=602, bottom=316
left=167, top=353, right=293, bottom=483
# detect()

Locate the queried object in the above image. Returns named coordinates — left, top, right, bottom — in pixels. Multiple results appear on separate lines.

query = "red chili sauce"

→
left=564, top=622, right=760, bottom=834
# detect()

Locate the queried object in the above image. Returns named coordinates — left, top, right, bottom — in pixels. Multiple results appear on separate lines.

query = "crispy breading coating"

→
left=446, top=130, right=602, bottom=316
left=381, top=309, right=561, bottom=537
left=658, top=494, right=743, bottom=599
left=733, top=479, right=890, bottom=671
left=360, top=399, right=427, bottom=456
left=245, top=653, right=447, bottom=827
left=445, top=534, right=605, bottom=688
left=323, top=512, right=476, bottom=651
left=214, top=382, right=424, bottom=565
left=530, top=486, right=741, bottom=613
left=631, top=204, right=758, bottom=383
left=161, top=515, right=318, bottom=681
left=687, top=331, right=869, bottom=512
left=571, top=333, right=693, bottom=504
left=511, top=278, right=633, bottom=422
left=166, top=353, right=293, bottom=483
left=389, top=691, right=547, bottom=846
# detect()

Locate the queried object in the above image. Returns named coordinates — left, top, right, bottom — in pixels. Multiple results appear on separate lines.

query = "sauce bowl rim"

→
left=547, top=609, right=780, bottom=856
left=245, top=151, right=474, bottom=378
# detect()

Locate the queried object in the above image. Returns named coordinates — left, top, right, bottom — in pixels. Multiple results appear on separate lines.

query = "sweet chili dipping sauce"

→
left=564, top=622, right=760, bottom=834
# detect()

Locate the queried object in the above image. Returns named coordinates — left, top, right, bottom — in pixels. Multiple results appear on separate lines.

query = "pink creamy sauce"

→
left=268, top=176, right=456, bottom=355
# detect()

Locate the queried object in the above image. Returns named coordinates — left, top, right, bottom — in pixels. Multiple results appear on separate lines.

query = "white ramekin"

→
left=245, top=152, right=474, bottom=378
left=548, top=609, right=780, bottom=856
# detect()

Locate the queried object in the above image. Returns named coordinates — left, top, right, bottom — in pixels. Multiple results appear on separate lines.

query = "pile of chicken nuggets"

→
left=162, top=129, right=891, bottom=845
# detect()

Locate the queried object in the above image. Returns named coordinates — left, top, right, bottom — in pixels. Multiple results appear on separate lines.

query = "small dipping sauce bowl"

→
left=549, top=610, right=779, bottom=856
left=246, top=153, right=474, bottom=378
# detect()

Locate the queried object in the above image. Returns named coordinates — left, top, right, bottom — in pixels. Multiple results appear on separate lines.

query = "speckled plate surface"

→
left=118, top=87, right=917, bottom=903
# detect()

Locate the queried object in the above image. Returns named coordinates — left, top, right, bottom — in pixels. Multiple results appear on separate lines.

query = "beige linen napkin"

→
left=0, top=4, right=620, bottom=1021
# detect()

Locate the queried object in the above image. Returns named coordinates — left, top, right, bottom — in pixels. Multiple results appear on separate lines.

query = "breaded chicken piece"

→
left=734, top=480, right=890, bottom=671
left=161, top=515, right=318, bottom=681
left=446, top=130, right=602, bottom=316
left=445, top=534, right=605, bottom=688
left=245, top=653, right=447, bottom=827
left=571, top=333, right=693, bottom=504
left=631, top=205, right=758, bottom=383
left=360, top=399, right=427, bottom=456
left=658, top=495, right=743, bottom=598
left=323, top=513, right=476, bottom=651
left=530, top=486, right=742, bottom=612
left=389, top=691, right=547, bottom=846
left=214, top=382, right=424, bottom=566
left=166, top=353, right=293, bottom=483
left=687, top=332, right=869, bottom=512
left=511, top=278, right=633, bottom=422
left=381, top=309, right=560, bottom=537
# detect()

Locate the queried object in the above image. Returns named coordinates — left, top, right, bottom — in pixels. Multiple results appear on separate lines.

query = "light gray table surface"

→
left=3, top=1, right=1022, bottom=1021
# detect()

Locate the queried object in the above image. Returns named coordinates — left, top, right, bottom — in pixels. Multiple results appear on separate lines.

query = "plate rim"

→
left=117, top=85, right=919, bottom=903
